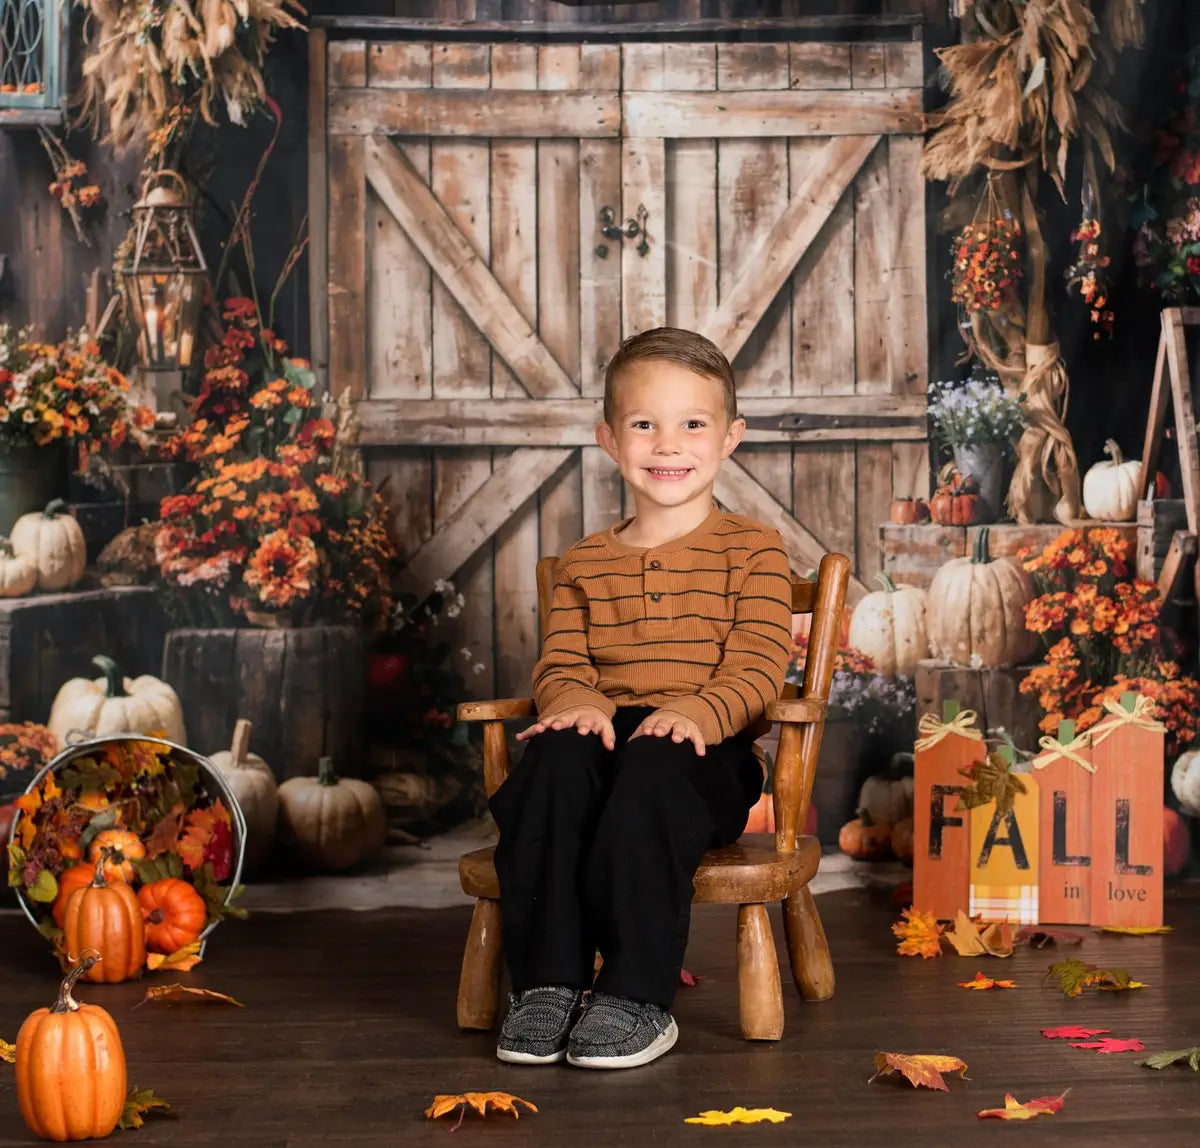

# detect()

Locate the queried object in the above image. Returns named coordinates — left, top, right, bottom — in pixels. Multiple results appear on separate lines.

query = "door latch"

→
left=595, top=204, right=650, bottom=258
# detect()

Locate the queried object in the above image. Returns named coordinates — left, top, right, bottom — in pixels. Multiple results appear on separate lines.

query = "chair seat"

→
left=459, top=832, right=820, bottom=905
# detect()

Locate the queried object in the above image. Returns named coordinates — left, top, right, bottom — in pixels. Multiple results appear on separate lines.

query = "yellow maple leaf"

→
left=977, top=1092, right=1067, bottom=1121
left=146, top=942, right=204, bottom=973
left=685, top=1107, right=791, bottom=1126
left=943, top=911, right=1014, bottom=957
left=1, top=1038, right=15, bottom=1064
left=425, top=1092, right=536, bottom=1131
left=870, top=1052, right=969, bottom=1091
left=892, top=908, right=944, bottom=958
left=958, top=972, right=1017, bottom=990
left=1096, top=926, right=1172, bottom=936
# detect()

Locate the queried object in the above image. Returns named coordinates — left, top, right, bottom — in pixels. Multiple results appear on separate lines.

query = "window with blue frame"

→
left=0, top=0, right=67, bottom=123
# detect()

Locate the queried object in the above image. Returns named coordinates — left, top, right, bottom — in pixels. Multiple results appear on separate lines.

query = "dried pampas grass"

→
left=76, top=0, right=305, bottom=150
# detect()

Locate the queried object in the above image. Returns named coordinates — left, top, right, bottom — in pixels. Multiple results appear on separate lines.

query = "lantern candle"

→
left=178, top=328, right=194, bottom=367
left=145, top=304, right=161, bottom=362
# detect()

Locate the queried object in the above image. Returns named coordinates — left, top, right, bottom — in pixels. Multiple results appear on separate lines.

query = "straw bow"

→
left=915, top=709, right=983, bottom=751
left=1033, top=732, right=1095, bottom=774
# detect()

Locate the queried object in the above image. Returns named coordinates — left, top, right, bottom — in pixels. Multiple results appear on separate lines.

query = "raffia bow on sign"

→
left=1033, top=731, right=1095, bottom=775
left=1088, top=695, right=1165, bottom=747
left=957, top=753, right=1028, bottom=818
left=915, top=709, right=984, bottom=752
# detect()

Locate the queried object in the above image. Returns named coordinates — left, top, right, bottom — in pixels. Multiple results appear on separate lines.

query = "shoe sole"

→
left=496, top=1046, right=568, bottom=1065
left=566, top=1018, right=679, bottom=1069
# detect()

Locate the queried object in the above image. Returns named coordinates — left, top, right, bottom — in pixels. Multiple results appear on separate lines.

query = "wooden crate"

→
left=915, top=658, right=1044, bottom=756
left=1136, top=499, right=1188, bottom=582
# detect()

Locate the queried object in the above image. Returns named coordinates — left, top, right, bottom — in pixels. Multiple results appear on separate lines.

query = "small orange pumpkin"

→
left=16, top=951, right=127, bottom=1142
left=891, top=816, right=915, bottom=863
left=889, top=498, right=930, bottom=525
left=838, top=811, right=892, bottom=861
left=52, top=863, right=97, bottom=929
left=138, top=878, right=208, bottom=953
left=87, top=829, right=145, bottom=883
left=63, top=851, right=146, bottom=984
left=928, top=466, right=983, bottom=526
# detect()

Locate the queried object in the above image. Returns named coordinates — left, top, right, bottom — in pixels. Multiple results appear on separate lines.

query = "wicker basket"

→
left=7, top=733, right=247, bottom=951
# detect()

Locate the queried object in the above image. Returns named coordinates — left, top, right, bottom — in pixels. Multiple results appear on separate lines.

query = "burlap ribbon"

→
left=915, top=709, right=983, bottom=751
left=1033, top=732, right=1095, bottom=774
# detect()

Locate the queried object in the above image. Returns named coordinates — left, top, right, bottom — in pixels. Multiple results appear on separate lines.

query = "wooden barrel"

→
left=162, top=625, right=366, bottom=780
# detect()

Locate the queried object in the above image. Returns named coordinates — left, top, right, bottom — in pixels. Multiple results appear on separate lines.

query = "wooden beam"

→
left=364, top=136, right=577, bottom=399
left=1137, top=326, right=1169, bottom=501
left=700, top=135, right=879, bottom=364
left=1163, top=308, right=1200, bottom=534
left=622, top=90, right=921, bottom=138
left=1157, top=530, right=1197, bottom=602
left=307, top=28, right=329, bottom=390
left=329, top=89, right=620, bottom=137
left=327, top=134, right=366, bottom=400
left=714, top=462, right=869, bottom=603
left=399, top=448, right=576, bottom=593
left=356, top=394, right=927, bottom=447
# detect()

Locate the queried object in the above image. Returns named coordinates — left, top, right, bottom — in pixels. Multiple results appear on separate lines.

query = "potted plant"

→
left=927, top=375, right=1025, bottom=522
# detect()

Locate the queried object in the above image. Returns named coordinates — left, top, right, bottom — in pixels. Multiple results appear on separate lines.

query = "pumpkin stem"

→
left=1104, top=438, right=1124, bottom=467
left=230, top=719, right=252, bottom=768
left=971, top=527, right=991, bottom=564
left=857, top=807, right=874, bottom=827
left=91, top=654, right=128, bottom=699
left=875, top=572, right=897, bottom=594
left=0, top=536, right=13, bottom=557
left=317, top=756, right=338, bottom=786
left=889, top=751, right=915, bottom=778
left=43, top=498, right=67, bottom=519
left=90, top=846, right=117, bottom=887
left=148, top=908, right=164, bottom=925
left=53, top=950, right=101, bottom=1012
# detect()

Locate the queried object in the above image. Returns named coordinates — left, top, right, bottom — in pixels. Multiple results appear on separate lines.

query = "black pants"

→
left=489, top=705, right=763, bottom=1011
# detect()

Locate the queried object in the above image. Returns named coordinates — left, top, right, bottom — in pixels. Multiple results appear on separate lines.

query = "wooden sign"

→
left=1032, top=719, right=1093, bottom=925
left=913, top=702, right=983, bottom=921
left=968, top=756, right=1040, bottom=925
left=1088, top=696, right=1164, bottom=928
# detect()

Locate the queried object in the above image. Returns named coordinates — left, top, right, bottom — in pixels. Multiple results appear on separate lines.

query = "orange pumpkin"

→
left=52, top=864, right=97, bottom=929
left=891, top=817, right=915, bottom=863
left=15, top=952, right=127, bottom=1142
left=138, top=878, right=208, bottom=953
left=87, top=829, right=144, bottom=883
left=838, top=811, right=892, bottom=860
left=743, top=793, right=818, bottom=837
left=63, top=852, right=145, bottom=983
left=928, top=466, right=983, bottom=526
left=1164, top=806, right=1191, bottom=878
left=889, top=498, right=930, bottom=525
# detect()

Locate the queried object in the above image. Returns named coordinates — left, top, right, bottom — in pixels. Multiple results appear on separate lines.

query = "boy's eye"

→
left=686, top=420, right=707, bottom=430
left=631, top=420, right=653, bottom=430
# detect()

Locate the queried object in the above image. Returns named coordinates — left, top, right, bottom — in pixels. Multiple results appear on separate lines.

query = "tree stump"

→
left=162, top=626, right=366, bottom=780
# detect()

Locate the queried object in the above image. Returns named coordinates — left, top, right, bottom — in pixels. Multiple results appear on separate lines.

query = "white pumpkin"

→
left=0, top=537, right=36, bottom=598
left=1082, top=439, right=1141, bottom=522
left=10, top=499, right=87, bottom=591
left=48, top=654, right=187, bottom=745
left=278, top=757, right=387, bottom=872
left=208, top=719, right=279, bottom=876
left=1171, top=748, right=1200, bottom=818
left=847, top=573, right=928, bottom=678
left=927, top=528, right=1038, bottom=667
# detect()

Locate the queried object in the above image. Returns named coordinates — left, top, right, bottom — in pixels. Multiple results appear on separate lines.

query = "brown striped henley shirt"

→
left=531, top=505, right=793, bottom=745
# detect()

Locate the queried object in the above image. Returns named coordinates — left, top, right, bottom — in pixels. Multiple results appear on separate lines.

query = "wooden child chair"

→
left=454, top=550, right=850, bottom=1040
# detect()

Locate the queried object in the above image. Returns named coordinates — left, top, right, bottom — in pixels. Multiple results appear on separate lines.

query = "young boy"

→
left=489, top=327, right=793, bottom=1070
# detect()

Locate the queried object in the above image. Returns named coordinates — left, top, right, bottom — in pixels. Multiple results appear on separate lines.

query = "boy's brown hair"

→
left=602, top=327, right=738, bottom=426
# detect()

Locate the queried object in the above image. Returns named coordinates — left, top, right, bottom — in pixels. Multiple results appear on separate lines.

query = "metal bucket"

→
left=6, top=733, right=247, bottom=951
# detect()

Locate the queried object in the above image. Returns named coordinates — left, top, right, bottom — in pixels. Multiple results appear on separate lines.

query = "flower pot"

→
left=953, top=443, right=1004, bottom=522
left=0, top=446, right=65, bottom=534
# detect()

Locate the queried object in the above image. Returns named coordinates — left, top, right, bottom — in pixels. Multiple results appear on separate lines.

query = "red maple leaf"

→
left=177, top=801, right=233, bottom=881
left=1041, top=1026, right=1110, bottom=1039
left=679, top=968, right=703, bottom=988
left=1069, top=1037, right=1145, bottom=1054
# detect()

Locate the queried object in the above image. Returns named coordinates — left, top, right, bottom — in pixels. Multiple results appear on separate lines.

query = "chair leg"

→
left=736, top=903, right=784, bottom=1040
left=457, top=898, right=504, bottom=1030
left=783, top=887, right=835, bottom=1001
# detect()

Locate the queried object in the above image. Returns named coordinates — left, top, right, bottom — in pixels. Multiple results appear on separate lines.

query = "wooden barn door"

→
left=316, top=34, right=929, bottom=698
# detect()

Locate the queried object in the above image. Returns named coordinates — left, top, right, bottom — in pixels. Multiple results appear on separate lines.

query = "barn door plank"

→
left=491, top=42, right=542, bottom=699
left=620, top=135, right=667, bottom=338
left=328, top=134, right=366, bottom=401
left=854, top=138, right=892, bottom=395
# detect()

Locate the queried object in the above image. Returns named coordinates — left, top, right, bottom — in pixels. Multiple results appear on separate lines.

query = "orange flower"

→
left=243, top=530, right=318, bottom=608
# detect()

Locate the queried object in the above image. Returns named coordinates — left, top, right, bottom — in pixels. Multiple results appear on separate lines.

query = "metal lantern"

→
left=121, top=170, right=208, bottom=371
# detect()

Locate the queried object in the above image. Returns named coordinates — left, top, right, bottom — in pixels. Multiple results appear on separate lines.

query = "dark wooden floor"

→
left=2, top=885, right=1199, bottom=1146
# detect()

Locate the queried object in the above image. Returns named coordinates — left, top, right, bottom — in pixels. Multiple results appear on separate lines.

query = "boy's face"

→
left=596, top=359, right=745, bottom=512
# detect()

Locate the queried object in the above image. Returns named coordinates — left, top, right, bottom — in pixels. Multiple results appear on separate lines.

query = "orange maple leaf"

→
left=870, top=1053, right=969, bottom=1091
left=146, top=942, right=203, bottom=973
left=944, top=911, right=1014, bottom=957
left=425, top=1092, right=537, bottom=1131
left=977, top=1092, right=1067, bottom=1121
left=177, top=800, right=230, bottom=871
left=892, top=908, right=944, bottom=958
left=958, top=972, right=1017, bottom=990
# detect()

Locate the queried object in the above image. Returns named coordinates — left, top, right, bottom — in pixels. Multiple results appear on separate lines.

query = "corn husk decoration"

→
left=76, top=1, right=306, bottom=150
left=923, top=1, right=1144, bottom=525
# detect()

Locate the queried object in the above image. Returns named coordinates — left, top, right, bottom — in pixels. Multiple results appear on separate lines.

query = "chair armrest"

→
left=457, top=698, right=535, bottom=722
left=765, top=697, right=826, bottom=725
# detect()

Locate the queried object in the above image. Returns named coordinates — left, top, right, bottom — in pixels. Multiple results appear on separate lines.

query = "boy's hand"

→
left=629, top=709, right=706, bottom=756
left=517, top=705, right=616, bottom=750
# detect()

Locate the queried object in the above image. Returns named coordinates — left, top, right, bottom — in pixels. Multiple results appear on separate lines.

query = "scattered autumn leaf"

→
left=1047, top=958, right=1145, bottom=998
left=0, top=1038, right=14, bottom=1064
left=1016, top=926, right=1085, bottom=948
left=684, top=1107, right=791, bottom=1126
left=146, top=942, right=204, bottom=973
left=977, top=1092, right=1067, bottom=1121
left=1042, top=1026, right=1110, bottom=1040
left=1069, top=1037, right=1146, bottom=1054
left=133, top=984, right=243, bottom=1008
left=679, top=968, right=702, bottom=988
left=1137, top=1047, right=1200, bottom=1071
left=425, top=1092, right=536, bottom=1131
left=1094, top=926, right=1173, bottom=936
left=944, top=912, right=1014, bottom=957
left=958, top=972, right=1016, bottom=990
left=119, top=1088, right=175, bottom=1130
left=869, top=1053, right=969, bottom=1091
left=143, top=802, right=186, bottom=860
left=892, top=907, right=944, bottom=958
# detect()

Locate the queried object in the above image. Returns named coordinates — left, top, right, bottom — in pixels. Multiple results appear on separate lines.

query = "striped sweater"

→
left=531, top=505, right=793, bottom=744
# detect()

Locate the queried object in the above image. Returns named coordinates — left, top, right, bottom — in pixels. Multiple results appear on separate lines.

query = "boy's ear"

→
left=595, top=420, right=619, bottom=461
left=720, top=416, right=747, bottom=458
